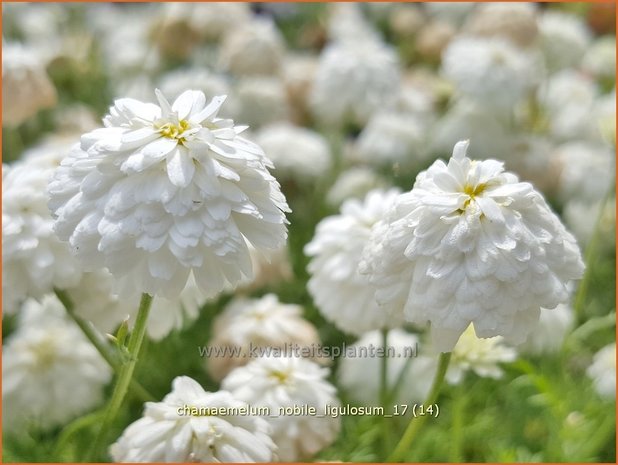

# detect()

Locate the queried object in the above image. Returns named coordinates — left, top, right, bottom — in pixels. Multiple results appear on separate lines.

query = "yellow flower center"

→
left=463, top=183, right=486, bottom=198
left=159, top=119, right=190, bottom=142
left=269, top=369, right=290, bottom=384
left=459, top=183, right=487, bottom=213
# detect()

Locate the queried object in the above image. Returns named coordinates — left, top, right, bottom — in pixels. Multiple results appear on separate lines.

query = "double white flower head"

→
left=362, top=140, right=584, bottom=352
left=49, top=90, right=290, bottom=298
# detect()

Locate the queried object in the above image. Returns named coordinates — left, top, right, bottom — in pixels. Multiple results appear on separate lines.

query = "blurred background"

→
left=2, top=2, right=616, bottom=463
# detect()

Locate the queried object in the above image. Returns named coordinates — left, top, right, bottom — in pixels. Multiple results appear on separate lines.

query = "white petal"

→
left=189, top=95, right=227, bottom=124
left=172, top=90, right=204, bottom=121
left=166, top=148, right=195, bottom=188
left=452, top=140, right=470, bottom=160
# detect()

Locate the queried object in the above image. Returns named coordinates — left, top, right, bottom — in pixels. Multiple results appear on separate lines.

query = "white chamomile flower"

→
left=424, top=2, right=476, bottom=27
left=2, top=295, right=111, bottom=433
left=3, top=138, right=83, bottom=314
left=2, top=42, right=57, bottom=127
left=206, top=294, right=321, bottom=381
left=232, top=76, right=290, bottom=129
left=48, top=89, right=290, bottom=299
left=587, top=343, right=616, bottom=400
left=327, top=3, right=380, bottom=44
left=338, top=329, right=435, bottom=406
left=441, top=37, right=540, bottom=109
left=554, top=142, right=614, bottom=204
left=310, top=40, right=400, bottom=127
left=255, top=123, right=332, bottom=182
left=352, top=111, right=428, bottom=170
left=538, top=10, right=591, bottom=71
left=563, top=197, right=616, bottom=249
left=518, top=304, right=574, bottom=355
left=218, top=17, right=285, bottom=76
left=361, top=140, right=585, bottom=352
left=430, top=99, right=512, bottom=160
left=110, top=376, right=277, bottom=462
left=537, top=69, right=599, bottom=142
left=222, top=356, right=340, bottom=461
left=305, top=188, right=404, bottom=336
left=446, top=324, right=517, bottom=384
left=464, top=2, right=539, bottom=48
left=582, top=36, right=616, bottom=81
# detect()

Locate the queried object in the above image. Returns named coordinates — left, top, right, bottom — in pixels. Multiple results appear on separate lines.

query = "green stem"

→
left=54, top=289, right=154, bottom=403
left=573, top=187, right=613, bottom=325
left=449, top=384, right=466, bottom=462
left=380, top=328, right=392, bottom=459
left=388, top=352, right=452, bottom=462
left=89, top=293, right=153, bottom=461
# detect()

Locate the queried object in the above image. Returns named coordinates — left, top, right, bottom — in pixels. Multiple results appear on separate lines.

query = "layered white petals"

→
left=206, top=294, right=321, bottom=381
left=3, top=137, right=83, bottom=313
left=2, top=296, right=111, bottom=432
left=110, top=376, right=277, bottom=462
left=48, top=90, right=290, bottom=298
left=255, top=123, right=332, bottom=181
left=222, top=356, right=341, bottom=461
left=305, top=189, right=405, bottom=336
left=362, top=140, right=585, bottom=352
left=446, top=324, right=517, bottom=384
left=310, top=40, right=400, bottom=127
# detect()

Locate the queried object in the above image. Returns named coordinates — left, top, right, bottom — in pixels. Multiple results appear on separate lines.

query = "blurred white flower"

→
left=446, top=324, right=517, bottom=384
left=305, top=189, right=404, bottom=336
left=2, top=42, right=57, bottom=127
left=582, top=36, right=616, bottom=81
left=326, top=167, right=388, bottom=207
left=3, top=138, right=83, bottom=314
left=353, top=112, right=428, bottom=170
left=158, top=68, right=231, bottom=107
left=388, top=5, right=425, bottom=39
left=464, top=2, right=539, bottom=48
left=282, top=54, right=319, bottom=122
left=587, top=343, right=616, bottom=400
left=222, top=356, right=340, bottom=461
left=338, top=329, right=435, bottom=406
left=255, top=123, right=332, bottom=181
left=564, top=197, right=616, bottom=249
left=554, top=142, right=614, bottom=204
left=207, top=294, right=321, bottom=381
left=218, top=17, right=285, bottom=76
left=430, top=99, right=511, bottom=160
left=415, top=20, right=456, bottom=62
left=424, top=2, right=476, bottom=27
left=232, top=76, right=290, bottom=129
left=538, top=10, right=591, bottom=71
left=518, top=304, right=574, bottom=355
left=327, top=3, right=380, bottom=43
left=361, top=140, right=585, bottom=352
left=502, top=135, right=559, bottom=197
left=191, top=3, right=251, bottom=41
left=442, top=37, right=540, bottom=109
left=92, top=6, right=159, bottom=77
left=110, top=376, right=277, bottom=462
left=310, top=40, right=400, bottom=127
left=235, top=243, right=293, bottom=292
left=2, top=295, right=111, bottom=433
left=48, top=90, right=290, bottom=299
left=537, top=69, right=599, bottom=142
